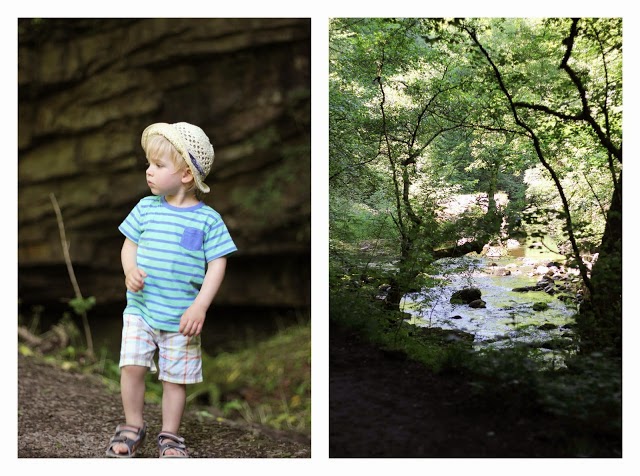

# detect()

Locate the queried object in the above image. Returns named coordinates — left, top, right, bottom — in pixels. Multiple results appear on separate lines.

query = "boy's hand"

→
left=125, top=268, right=147, bottom=292
left=179, top=304, right=206, bottom=337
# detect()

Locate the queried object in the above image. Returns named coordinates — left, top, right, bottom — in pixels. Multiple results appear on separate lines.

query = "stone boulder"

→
left=469, top=299, right=486, bottom=309
left=533, top=302, right=550, bottom=311
left=450, top=287, right=482, bottom=304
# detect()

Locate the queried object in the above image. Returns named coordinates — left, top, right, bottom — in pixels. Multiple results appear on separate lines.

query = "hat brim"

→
left=141, top=123, right=210, bottom=194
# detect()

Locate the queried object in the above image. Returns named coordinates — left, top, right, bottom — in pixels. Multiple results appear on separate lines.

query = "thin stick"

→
left=49, top=193, right=94, bottom=358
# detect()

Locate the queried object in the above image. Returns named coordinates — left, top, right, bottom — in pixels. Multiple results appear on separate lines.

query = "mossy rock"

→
left=533, top=302, right=549, bottom=311
left=450, top=287, right=482, bottom=304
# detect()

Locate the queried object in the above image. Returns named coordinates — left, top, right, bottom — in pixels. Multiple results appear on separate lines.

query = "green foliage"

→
left=189, top=322, right=311, bottom=435
left=331, top=282, right=621, bottom=442
left=329, top=19, right=621, bottom=447
left=330, top=195, right=398, bottom=256
left=330, top=283, right=473, bottom=372
left=19, top=304, right=311, bottom=436
left=459, top=346, right=544, bottom=406
left=522, top=164, right=611, bottom=252
left=68, top=296, right=96, bottom=315
left=539, top=353, right=621, bottom=433
left=331, top=17, right=620, bottom=245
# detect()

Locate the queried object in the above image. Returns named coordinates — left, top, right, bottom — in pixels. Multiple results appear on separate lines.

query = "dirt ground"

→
left=329, top=321, right=621, bottom=458
left=17, top=353, right=310, bottom=458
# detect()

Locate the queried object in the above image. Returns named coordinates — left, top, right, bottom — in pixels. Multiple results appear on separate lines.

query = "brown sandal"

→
left=106, top=422, right=147, bottom=457
left=157, top=431, right=189, bottom=458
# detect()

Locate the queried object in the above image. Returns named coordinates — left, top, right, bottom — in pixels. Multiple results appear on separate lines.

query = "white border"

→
left=6, top=1, right=639, bottom=474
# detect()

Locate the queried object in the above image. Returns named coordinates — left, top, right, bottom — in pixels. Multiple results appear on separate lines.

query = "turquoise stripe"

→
left=146, top=274, right=202, bottom=289
left=143, top=263, right=204, bottom=280
left=151, top=216, right=213, bottom=227
left=120, top=195, right=236, bottom=331
left=207, top=245, right=238, bottom=261
left=209, top=220, right=225, bottom=230
left=139, top=244, right=203, bottom=260
left=137, top=251, right=205, bottom=273
left=143, top=288, right=196, bottom=303
left=119, top=226, right=138, bottom=243
left=119, top=222, right=140, bottom=242
left=144, top=281, right=200, bottom=296
left=144, top=227, right=183, bottom=238
left=205, top=238, right=236, bottom=255
left=144, top=298, right=190, bottom=314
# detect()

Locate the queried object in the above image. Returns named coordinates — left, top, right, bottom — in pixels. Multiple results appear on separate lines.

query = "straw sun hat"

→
left=141, top=122, right=215, bottom=194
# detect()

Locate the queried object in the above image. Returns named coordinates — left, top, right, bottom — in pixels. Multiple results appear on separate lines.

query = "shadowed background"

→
left=18, top=18, right=311, bottom=353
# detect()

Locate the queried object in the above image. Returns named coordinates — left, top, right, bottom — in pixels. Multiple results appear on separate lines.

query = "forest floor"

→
left=17, top=353, right=310, bottom=458
left=329, top=321, right=621, bottom=458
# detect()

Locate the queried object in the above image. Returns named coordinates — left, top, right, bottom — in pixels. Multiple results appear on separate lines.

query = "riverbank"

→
left=329, top=320, right=621, bottom=458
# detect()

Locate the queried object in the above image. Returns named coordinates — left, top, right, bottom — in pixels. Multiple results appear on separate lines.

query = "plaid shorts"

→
left=119, top=314, right=203, bottom=384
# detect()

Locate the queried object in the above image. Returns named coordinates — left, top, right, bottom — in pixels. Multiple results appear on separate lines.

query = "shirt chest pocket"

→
left=180, top=227, right=205, bottom=251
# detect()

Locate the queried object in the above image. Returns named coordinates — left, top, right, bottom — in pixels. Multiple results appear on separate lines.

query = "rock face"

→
left=18, top=19, right=311, bottom=309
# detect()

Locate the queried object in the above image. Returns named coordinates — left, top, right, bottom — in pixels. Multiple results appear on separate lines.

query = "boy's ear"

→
left=181, top=168, right=194, bottom=184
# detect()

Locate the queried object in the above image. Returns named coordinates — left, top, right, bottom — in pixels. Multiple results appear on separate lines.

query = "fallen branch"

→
left=18, top=326, right=43, bottom=347
left=18, top=324, right=70, bottom=354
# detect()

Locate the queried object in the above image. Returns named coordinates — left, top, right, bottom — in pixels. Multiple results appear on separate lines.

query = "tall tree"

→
left=330, top=18, right=621, bottom=350
left=461, top=18, right=621, bottom=354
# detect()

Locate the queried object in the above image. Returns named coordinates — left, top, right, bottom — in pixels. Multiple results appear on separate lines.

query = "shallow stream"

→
left=401, top=245, right=578, bottom=352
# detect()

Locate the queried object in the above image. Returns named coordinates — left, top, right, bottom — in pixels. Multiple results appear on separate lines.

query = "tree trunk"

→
left=384, top=232, right=415, bottom=310
left=484, top=165, right=502, bottom=236
left=577, top=173, right=622, bottom=355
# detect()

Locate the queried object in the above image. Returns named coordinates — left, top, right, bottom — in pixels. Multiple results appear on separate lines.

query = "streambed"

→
left=401, top=249, right=578, bottom=353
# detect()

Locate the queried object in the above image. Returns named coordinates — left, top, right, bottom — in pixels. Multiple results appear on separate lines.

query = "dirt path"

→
left=18, top=354, right=310, bottom=458
left=329, top=321, right=620, bottom=458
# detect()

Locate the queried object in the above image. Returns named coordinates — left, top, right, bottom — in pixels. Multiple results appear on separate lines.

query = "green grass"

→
left=189, top=322, right=311, bottom=435
left=19, top=313, right=311, bottom=437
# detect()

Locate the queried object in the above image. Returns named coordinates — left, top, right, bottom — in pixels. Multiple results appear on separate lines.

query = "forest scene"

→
left=329, top=17, right=622, bottom=457
left=18, top=18, right=310, bottom=458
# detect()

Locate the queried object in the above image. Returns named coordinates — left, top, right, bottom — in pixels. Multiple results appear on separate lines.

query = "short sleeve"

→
left=118, top=200, right=144, bottom=244
left=203, top=219, right=237, bottom=262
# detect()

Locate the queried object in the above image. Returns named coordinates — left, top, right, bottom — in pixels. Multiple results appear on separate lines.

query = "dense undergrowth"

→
left=330, top=281, right=621, bottom=452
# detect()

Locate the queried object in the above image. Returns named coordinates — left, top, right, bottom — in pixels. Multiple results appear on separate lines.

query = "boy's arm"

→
left=179, top=257, right=227, bottom=337
left=121, top=237, right=147, bottom=292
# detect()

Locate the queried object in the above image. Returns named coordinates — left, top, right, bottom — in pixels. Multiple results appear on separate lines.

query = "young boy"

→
left=106, top=122, right=237, bottom=458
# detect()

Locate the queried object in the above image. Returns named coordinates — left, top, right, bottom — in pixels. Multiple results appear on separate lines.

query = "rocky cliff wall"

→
left=18, top=18, right=311, bottom=309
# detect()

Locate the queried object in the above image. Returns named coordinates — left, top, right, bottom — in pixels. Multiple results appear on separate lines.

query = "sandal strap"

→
left=115, top=424, right=145, bottom=437
left=106, top=422, right=147, bottom=457
left=158, top=431, right=185, bottom=445
left=158, top=431, right=188, bottom=457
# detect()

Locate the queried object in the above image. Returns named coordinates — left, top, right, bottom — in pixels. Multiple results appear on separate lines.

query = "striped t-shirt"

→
left=118, top=195, right=237, bottom=332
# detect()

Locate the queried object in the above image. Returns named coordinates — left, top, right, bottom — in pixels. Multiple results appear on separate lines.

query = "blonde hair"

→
left=145, top=134, right=187, bottom=171
left=145, top=134, right=201, bottom=197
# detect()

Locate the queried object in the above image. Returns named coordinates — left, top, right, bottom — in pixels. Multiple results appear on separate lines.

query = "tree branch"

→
left=559, top=19, right=621, bottom=163
left=462, top=23, right=593, bottom=294
left=50, top=193, right=94, bottom=358
left=512, top=101, right=585, bottom=121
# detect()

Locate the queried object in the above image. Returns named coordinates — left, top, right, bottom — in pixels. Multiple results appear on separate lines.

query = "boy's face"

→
left=145, top=151, right=189, bottom=197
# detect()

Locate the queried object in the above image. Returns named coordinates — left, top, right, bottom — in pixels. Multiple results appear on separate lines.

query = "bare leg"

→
left=160, top=381, right=187, bottom=456
left=111, top=365, right=147, bottom=454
